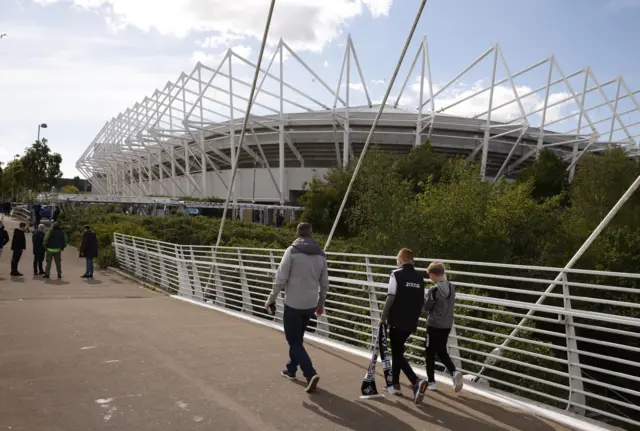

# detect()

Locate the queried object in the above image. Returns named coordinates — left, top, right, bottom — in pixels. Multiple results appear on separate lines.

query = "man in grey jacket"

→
left=415, top=261, right=463, bottom=404
left=265, top=222, right=329, bottom=393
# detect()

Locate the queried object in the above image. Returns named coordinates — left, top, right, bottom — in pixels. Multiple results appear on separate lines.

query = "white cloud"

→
left=32, top=0, right=393, bottom=52
left=191, top=44, right=254, bottom=66
left=361, top=0, right=393, bottom=17
left=409, top=77, right=574, bottom=125
left=341, top=83, right=366, bottom=92
left=323, top=60, right=329, bottom=68
left=371, top=79, right=386, bottom=85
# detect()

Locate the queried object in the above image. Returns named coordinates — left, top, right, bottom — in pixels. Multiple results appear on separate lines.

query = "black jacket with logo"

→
left=387, top=263, right=426, bottom=332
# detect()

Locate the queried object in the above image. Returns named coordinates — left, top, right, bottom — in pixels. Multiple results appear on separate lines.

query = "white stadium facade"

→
left=76, top=36, right=640, bottom=209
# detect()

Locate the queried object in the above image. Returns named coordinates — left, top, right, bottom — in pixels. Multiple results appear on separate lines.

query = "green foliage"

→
left=60, top=184, right=80, bottom=194
left=298, top=166, right=353, bottom=236
left=1, top=139, right=63, bottom=198
left=21, top=139, right=63, bottom=193
left=519, top=147, right=569, bottom=201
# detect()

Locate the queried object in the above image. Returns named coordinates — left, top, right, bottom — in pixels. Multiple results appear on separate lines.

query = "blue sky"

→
left=1, top=0, right=639, bottom=177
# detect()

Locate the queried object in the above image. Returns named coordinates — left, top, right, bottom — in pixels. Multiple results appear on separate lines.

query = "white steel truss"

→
left=77, top=35, right=640, bottom=200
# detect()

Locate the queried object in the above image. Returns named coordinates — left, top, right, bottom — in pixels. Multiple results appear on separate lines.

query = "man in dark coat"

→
left=10, top=222, right=27, bottom=276
left=0, top=222, right=10, bottom=260
left=32, top=224, right=46, bottom=275
left=79, top=225, right=98, bottom=279
left=43, top=222, right=68, bottom=279
left=33, top=204, right=42, bottom=228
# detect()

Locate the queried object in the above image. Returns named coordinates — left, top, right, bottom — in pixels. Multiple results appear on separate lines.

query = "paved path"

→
left=0, top=217, right=574, bottom=430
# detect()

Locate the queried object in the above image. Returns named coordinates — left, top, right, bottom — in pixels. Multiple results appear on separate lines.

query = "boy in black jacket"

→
left=10, top=222, right=27, bottom=276
left=380, top=248, right=426, bottom=402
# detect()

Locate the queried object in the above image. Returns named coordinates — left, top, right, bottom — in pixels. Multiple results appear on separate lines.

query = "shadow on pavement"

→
left=43, top=279, right=71, bottom=286
left=85, top=279, right=103, bottom=285
left=436, top=391, right=565, bottom=431
left=294, top=377, right=518, bottom=431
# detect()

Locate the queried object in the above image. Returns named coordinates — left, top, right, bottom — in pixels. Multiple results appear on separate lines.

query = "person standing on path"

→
left=43, top=222, right=68, bottom=279
left=32, top=204, right=42, bottom=229
left=32, top=224, right=46, bottom=275
left=10, top=222, right=27, bottom=277
left=415, top=261, right=464, bottom=405
left=264, top=222, right=329, bottom=393
left=79, top=225, right=98, bottom=279
left=0, top=221, right=10, bottom=260
left=380, top=248, right=426, bottom=401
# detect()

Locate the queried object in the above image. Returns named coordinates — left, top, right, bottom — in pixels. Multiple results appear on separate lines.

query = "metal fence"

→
left=113, top=233, right=640, bottom=429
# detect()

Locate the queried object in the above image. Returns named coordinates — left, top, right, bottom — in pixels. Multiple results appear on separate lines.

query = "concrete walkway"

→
left=0, top=216, right=574, bottom=430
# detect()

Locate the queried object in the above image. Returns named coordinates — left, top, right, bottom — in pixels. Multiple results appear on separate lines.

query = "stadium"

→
left=76, top=36, right=640, bottom=217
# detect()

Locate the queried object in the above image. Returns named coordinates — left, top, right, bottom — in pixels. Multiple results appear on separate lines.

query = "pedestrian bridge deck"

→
left=0, top=217, right=601, bottom=430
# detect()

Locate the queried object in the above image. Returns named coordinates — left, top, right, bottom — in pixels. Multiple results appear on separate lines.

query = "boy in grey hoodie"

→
left=265, top=222, right=329, bottom=393
left=415, top=261, right=463, bottom=404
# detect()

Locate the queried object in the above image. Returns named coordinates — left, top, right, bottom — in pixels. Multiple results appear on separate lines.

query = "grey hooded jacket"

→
left=423, top=280, right=456, bottom=329
left=267, top=237, right=329, bottom=310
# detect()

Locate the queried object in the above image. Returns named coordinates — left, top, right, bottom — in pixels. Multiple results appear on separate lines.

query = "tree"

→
left=518, top=148, right=569, bottom=202
left=0, top=159, right=25, bottom=200
left=60, top=184, right=80, bottom=194
left=394, top=141, right=446, bottom=193
left=298, top=166, right=354, bottom=236
left=21, top=139, right=63, bottom=193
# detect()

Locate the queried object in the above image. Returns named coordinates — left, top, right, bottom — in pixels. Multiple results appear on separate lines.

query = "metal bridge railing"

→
left=113, top=232, right=640, bottom=429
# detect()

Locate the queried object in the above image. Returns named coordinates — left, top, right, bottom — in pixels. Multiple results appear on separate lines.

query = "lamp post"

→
left=37, top=123, right=48, bottom=142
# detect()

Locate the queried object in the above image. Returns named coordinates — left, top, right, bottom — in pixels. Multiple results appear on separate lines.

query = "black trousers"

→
left=33, top=252, right=45, bottom=274
left=11, top=249, right=23, bottom=274
left=390, top=326, right=418, bottom=386
left=426, top=326, right=457, bottom=382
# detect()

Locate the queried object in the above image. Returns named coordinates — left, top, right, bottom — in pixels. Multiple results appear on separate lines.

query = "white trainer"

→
left=452, top=371, right=464, bottom=393
left=386, top=385, right=403, bottom=396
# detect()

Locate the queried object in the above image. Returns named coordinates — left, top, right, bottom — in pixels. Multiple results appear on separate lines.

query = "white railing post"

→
left=188, top=246, right=204, bottom=302
left=157, top=242, right=168, bottom=289
left=113, top=234, right=124, bottom=266
left=212, top=251, right=225, bottom=307
left=562, top=272, right=586, bottom=416
left=314, top=255, right=330, bottom=339
left=365, top=257, right=380, bottom=340
left=237, top=250, right=253, bottom=314
left=132, top=237, right=143, bottom=279
left=269, top=250, right=284, bottom=322
left=448, top=325, right=462, bottom=371
left=176, top=244, right=191, bottom=298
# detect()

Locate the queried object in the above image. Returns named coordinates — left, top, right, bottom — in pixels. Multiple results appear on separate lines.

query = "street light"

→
left=37, top=123, right=48, bottom=141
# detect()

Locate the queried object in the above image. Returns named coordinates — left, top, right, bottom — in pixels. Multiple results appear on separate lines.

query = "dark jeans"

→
left=33, top=252, right=45, bottom=274
left=390, top=326, right=419, bottom=385
left=426, top=326, right=457, bottom=383
left=85, top=258, right=94, bottom=276
left=283, top=305, right=317, bottom=380
left=45, top=251, right=62, bottom=277
left=11, top=249, right=23, bottom=274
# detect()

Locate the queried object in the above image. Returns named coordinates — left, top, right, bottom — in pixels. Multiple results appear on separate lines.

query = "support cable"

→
left=215, top=0, right=277, bottom=247
left=324, top=0, right=429, bottom=251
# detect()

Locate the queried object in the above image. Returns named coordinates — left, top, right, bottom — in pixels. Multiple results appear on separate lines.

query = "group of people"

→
left=264, top=222, right=462, bottom=403
left=0, top=220, right=99, bottom=280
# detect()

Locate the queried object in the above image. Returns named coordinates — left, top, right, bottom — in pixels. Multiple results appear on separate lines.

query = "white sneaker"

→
left=427, top=381, right=437, bottom=391
left=386, top=385, right=403, bottom=396
left=452, top=371, right=464, bottom=393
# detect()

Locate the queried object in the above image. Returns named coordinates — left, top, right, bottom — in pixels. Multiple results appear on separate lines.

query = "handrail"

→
left=112, top=232, right=640, bottom=429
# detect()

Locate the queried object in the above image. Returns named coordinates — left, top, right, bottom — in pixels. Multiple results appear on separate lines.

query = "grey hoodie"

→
left=423, top=280, right=456, bottom=329
left=267, top=237, right=329, bottom=310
